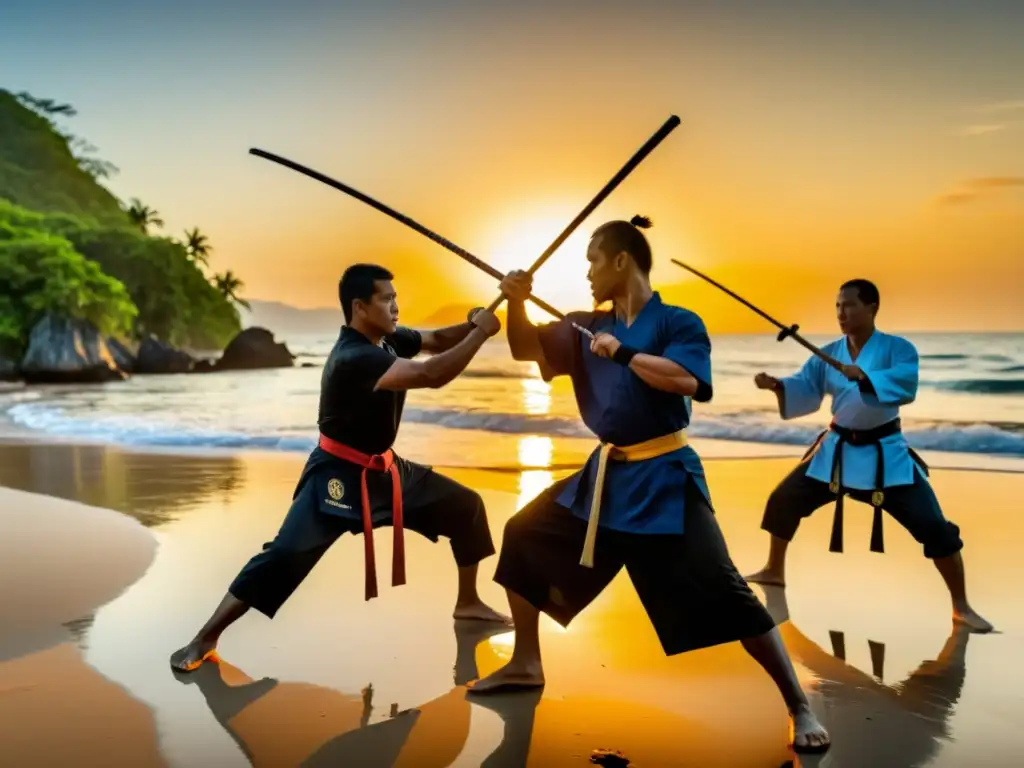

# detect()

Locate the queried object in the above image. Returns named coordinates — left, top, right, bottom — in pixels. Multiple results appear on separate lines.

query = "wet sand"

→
left=0, top=483, right=162, bottom=766
left=0, top=438, right=1022, bottom=767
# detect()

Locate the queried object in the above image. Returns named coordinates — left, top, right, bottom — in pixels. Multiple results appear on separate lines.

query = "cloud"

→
left=961, top=124, right=1005, bottom=136
left=978, top=100, right=1024, bottom=114
left=959, top=101, right=1023, bottom=136
left=969, top=177, right=1024, bottom=188
left=934, top=177, right=1024, bottom=206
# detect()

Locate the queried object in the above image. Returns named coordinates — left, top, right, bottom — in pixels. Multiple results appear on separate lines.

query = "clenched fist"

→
left=499, top=270, right=533, bottom=302
left=470, top=309, right=502, bottom=337
left=754, top=372, right=781, bottom=391
left=589, top=332, right=622, bottom=359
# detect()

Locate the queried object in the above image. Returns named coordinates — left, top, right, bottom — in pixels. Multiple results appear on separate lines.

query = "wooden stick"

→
left=248, top=148, right=567, bottom=320
left=483, top=115, right=682, bottom=314
left=669, top=258, right=845, bottom=372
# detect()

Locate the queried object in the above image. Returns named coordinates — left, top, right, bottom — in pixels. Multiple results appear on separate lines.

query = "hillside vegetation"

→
left=0, top=89, right=245, bottom=357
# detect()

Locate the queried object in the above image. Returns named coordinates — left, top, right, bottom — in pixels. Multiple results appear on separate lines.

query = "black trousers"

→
left=494, top=476, right=777, bottom=656
left=761, top=460, right=963, bottom=559
left=229, top=457, right=496, bottom=618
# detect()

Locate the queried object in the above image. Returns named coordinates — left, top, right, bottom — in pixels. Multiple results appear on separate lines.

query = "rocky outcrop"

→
left=106, top=337, right=136, bottom=373
left=215, top=327, right=294, bottom=371
left=134, top=336, right=194, bottom=375
left=19, top=315, right=125, bottom=383
left=0, top=355, right=18, bottom=381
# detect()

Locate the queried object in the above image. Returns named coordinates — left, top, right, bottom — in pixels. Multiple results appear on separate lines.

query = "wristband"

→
left=612, top=344, right=638, bottom=366
left=466, top=307, right=484, bottom=323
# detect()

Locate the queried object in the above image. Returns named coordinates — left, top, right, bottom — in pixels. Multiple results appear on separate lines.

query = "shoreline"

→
left=1, top=429, right=1022, bottom=477
left=1, top=437, right=1023, bottom=765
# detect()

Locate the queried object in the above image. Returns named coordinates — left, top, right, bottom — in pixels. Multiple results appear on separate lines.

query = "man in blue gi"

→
left=744, top=278, right=993, bottom=633
left=467, top=216, right=831, bottom=754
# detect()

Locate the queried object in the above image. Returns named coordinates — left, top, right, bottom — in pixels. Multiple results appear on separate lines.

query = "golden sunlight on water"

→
left=519, top=376, right=552, bottom=416
left=517, top=376, right=556, bottom=509
left=516, top=436, right=554, bottom=511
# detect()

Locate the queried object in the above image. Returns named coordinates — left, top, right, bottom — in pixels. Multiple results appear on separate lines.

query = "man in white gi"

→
left=745, top=279, right=993, bottom=632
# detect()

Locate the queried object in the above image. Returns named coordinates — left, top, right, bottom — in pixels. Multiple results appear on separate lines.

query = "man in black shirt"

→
left=171, top=263, right=508, bottom=672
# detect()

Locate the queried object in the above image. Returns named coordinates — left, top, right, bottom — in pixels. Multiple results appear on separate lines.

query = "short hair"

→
left=339, top=263, right=393, bottom=323
left=590, top=214, right=654, bottom=274
left=840, top=278, right=880, bottom=310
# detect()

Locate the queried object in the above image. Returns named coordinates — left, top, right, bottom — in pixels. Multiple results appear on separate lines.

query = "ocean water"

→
left=1, top=331, right=1023, bottom=470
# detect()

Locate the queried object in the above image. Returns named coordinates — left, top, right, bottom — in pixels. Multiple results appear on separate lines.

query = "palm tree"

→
left=213, top=271, right=250, bottom=309
left=125, top=198, right=163, bottom=234
left=183, top=227, right=212, bottom=269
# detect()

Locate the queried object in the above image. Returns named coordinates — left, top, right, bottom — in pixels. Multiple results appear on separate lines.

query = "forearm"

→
left=627, top=353, right=700, bottom=396
left=423, top=321, right=476, bottom=353
left=422, top=327, right=488, bottom=387
left=506, top=300, right=542, bottom=361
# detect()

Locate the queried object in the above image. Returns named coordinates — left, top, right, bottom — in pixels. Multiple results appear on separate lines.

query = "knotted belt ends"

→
left=580, top=430, right=688, bottom=568
left=318, top=433, right=405, bottom=601
left=815, top=419, right=902, bottom=555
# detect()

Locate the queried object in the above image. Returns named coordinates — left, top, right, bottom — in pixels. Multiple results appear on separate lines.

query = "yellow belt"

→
left=580, top=429, right=688, bottom=568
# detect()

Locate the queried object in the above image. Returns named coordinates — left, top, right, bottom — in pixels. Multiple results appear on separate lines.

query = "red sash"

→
left=318, top=433, right=405, bottom=601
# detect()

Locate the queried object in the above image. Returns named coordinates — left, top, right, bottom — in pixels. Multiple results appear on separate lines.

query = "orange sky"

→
left=3, top=2, right=1022, bottom=332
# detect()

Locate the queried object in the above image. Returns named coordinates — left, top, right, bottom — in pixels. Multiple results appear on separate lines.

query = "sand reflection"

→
left=3, top=443, right=1022, bottom=766
left=173, top=621, right=522, bottom=767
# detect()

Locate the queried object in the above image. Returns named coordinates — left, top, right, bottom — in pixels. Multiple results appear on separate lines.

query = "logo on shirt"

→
left=327, top=478, right=344, bottom=501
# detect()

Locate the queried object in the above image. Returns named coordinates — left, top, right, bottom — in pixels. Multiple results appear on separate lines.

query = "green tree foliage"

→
left=0, top=227, right=136, bottom=356
left=125, top=198, right=164, bottom=234
left=213, top=270, right=251, bottom=309
left=0, top=90, right=244, bottom=355
left=0, top=90, right=125, bottom=223
left=183, top=226, right=211, bottom=268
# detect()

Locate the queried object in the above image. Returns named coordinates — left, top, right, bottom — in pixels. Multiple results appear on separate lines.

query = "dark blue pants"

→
left=229, top=458, right=496, bottom=618
left=761, top=461, right=963, bottom=559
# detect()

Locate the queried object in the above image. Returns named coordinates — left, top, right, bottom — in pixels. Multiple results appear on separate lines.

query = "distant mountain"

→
left=239, top=300, right=342, bottom=336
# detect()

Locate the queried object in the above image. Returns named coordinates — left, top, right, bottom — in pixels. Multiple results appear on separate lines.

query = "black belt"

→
left=802, top=418, right=928, bottom=554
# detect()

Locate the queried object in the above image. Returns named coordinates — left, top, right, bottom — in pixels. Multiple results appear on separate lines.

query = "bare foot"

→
left=453, top=600, right=514, bottom=625
left=169, top=639, right=219, bottom=672
left=953, top=606, right=994, bottom=633
left=791, top=705, right=830, bottom=753
left=466, top=659, right=545, bottom=694
left=745, top=567, right=786, bottom=587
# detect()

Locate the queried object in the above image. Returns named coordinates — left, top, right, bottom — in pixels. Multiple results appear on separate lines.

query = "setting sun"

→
left=476, top=205, right=597, bottom=323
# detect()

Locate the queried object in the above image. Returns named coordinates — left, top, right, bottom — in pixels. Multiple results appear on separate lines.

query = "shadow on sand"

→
left=172, top=620, right=540, bottom=767
left=762, top=585, right=973, bottom=768
left=172, top=589, right=975, bottom=767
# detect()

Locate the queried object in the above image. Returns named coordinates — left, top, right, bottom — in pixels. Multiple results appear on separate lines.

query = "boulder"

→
left=215, top=327, right=294, bottom=371
left=107, top=337, right=137, bottom=373
left=135, top=336, right=194, bottom=374
left=19, top=315, right=126, bottom=384
left=0, top=354, right=18, bottom=381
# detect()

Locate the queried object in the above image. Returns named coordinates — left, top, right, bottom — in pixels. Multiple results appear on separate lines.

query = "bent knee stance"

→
left=439, top=485, right=495, bottom=567
left=882, top=475, right=963, bottom=560
left=494, top=511, right=543, bottom=598
left=921, top=520, right=963, bottom=559
left=760, top=465, right=833, bottom=541
left=228, top=539, right=329, bottom=619
left=761, top=487, right=815, bottom=541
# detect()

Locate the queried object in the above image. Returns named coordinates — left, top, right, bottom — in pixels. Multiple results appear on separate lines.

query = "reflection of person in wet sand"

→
left=173, top=620, right=519, bottom=767
left=760, top=585, right=971, bottom=768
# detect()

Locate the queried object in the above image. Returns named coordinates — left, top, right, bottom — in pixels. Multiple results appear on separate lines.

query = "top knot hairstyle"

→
left=591, top=214, right=654, bottom=274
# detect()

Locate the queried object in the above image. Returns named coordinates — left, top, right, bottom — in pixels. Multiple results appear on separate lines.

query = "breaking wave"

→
left=930, top=378, right=1024, bottom=395
left=5, top=403, right=1024, bottom=457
